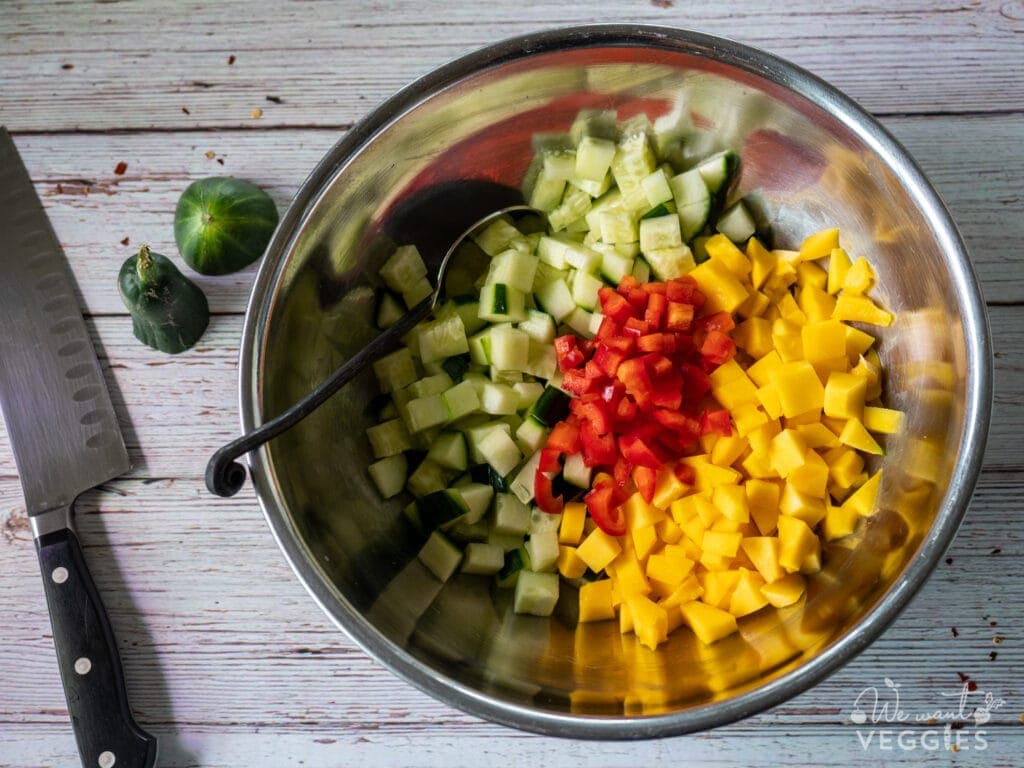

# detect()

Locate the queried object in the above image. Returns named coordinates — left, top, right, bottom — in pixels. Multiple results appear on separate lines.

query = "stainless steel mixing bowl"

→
left=237, top=25, right=992, bottom=737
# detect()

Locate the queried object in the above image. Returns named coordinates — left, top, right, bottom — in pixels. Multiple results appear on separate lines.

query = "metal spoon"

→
left=207, top=192, right=543, bottom=497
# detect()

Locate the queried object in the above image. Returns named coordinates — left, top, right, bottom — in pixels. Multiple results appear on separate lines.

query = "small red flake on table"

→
left=120, top=237, right=130, bottom=246
left=227, top=54, right=236, bottom=65
left=113, top=161, right=127, bottom=175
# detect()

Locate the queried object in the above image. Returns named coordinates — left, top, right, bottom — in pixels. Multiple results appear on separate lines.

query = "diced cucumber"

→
left=479, top=282, right=527, bottom=323
left=407, top=459, right=454, bottom=498
left=515, top=417, right=549, bottom=454
left=488, top=249, right=538, bottom=293
left=494, top=493, right=532, bottom=536
left=588, top=311, right=605, bottom=337
left=570, top=109, right=619, bottom=143
left=470, top=462, right=510, bottom=493
left=575, top=135, right=617, bottom=182
left=481, top=382, right=519, bottom=415
left=418, top=531, right=462, bottom=582
left=632, top=257, right=651, bottom=282
left=509, top=450, right=543, bottom=505
left=512, top=382, right=545, bottom=412
left=562, top=242, right=603, bottom=273
left=464, top=421, right=511, bottom=465
left=447, top=300, right=487, bottom=335
left=597, top=248, right=633, bottom=285
left=372, top=348, right=417, bottom=393
left=536, top=235, right=572, bottom=269
left=525, top=530, right=560, bottom=573
left=366, top=418, right=413, bottom=458
left=412, top=488, right=468, bottom=531
left=489, top=325, right=530, bottom=371
left=716, top=199, right=757, bottom=243
left=569, top=172, right=612, bottom=199
left=402, top=276, right=433, bottom=309
left=640, top=168, right=674, bottom=207
left=376, top=292, right=405, bottom=329
left=528, top=385, right=571, bottom=428
left=368, top=454, right=407, bottom=499
left=477, top=427, right=522, bottom=476
left=570, top=270, right=603, bottom=311
left=533, top=278, right=575, bottom=322
left=529, top=507, right=563, bottom=535
left=548, top=186, right=592, bottom=232
left=406, top=394, right=448, bottom=432
left=518, top=309, right=556, bottom=344
left=695, top=150, right=739, bottom=194
left=528, top=166, right=567, bottom=212
left=639, top=214, right=683, bottom=253
left=544, top=150, right=577, bottom=180
left=408, top=373, right=454, bottom=398
left=461, top=542, right=505, bottom=575
left=467, top=328, right=491, bottom=365
left=472, top=217, right=523, bottom=257
left=645, top=244, right=696, bottom=280
left=378, top=400, right=398, bottom=420
left=513, top=571, right=559, bottom=616
left=427, top=431, right=468, bottom=471
left=563, top=451, right=592, bottom=489
left=441, top=379, right=481, bottom=421
left=611, top=131, right=657, bottom=187
left=447, top=517, right=490, bottom=544
left=565, top=306, right=595, bottom=338
left=418, top=315, right=469, bottom=364
left=380, top=244, right=428, bottom=294
left=670, top=168, right=712, bottom=240
left=584, top=189, right=623, bottom=232
left=523, top=341, right=557, bottom=380
left=497, top=546, right=529, bottom=587
left=441, top=353, right=471, bottom=383
left=489, top=367, right=522, bottom=386
left=455, top=482, right=494, bottom=524
left=597, top=209, right=638, bottom=245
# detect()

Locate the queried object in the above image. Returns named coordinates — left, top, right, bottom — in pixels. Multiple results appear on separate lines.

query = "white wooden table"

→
left=2, top=2, right=1022, bottom=765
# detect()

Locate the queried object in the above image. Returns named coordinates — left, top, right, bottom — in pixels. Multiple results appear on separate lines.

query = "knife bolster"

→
left=30, top=503, right=74, bottom=539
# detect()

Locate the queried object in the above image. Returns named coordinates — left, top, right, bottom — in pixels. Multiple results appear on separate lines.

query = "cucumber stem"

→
left=136, top=243, right=154, bottom=283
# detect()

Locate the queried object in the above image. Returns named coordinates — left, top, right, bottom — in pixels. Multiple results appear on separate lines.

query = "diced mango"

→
left=772, top=318, right=804, bottom=362
left=844, top=325, right=876, bottom=360
left=626, top=594, right=669, bottom=650
left=824, top=371, right=867, bottom=420
left=690, top=257, right=750, bottom=314
left=827, top=247, right=852, bottom=295
left=842, top=257, right=875, bottom=295
left=729, top=570, right=769, bottom=617
left=770, top=429, right=809, bottom=477
left=760, top=573, right=806, bottom=607
left=579, top=579, right=616, bottom=622
left=777, top=515, right=819, bottom=572
left=557, top=545, right=588, bottom=579
left=863, top=406, right=903, bottom=434
left=799, top=227, right=840, bottom=261
left=843, top=470, right=882, bottom=516
left=652, top=469, right=689, bottom=508
left=796, top=262, right=828, bottom=291
left=680, top=600, right=739, bottom=644
left=746, top=480, right=781, bottom=535
left=733, top=402, right=770, bottom=436
left=737, top=290, right=771, bottom=320
left=827, top=447, right=865, bottom=489
left=838, top=418, right=883, bottom=455
left=741, top=537, right=784, bottom=583
left=776, top=292, right=807, bottom=325
left=610, top=549, right=651, bottom=596
left=698, top=569, right=742, bottom=608
left=824, top=502, right=860, bottom=541
left=705, top=234, right=751, bottom=277
left=850, top=354, right=883, bottom=400
left=646, top=551, right=694, bottom=592
left=656, top=518, right=683, bottom=545
left=747, top=237, right=776, bottom=290
left=713, top=484, right=750, bottom=523
left=798, top=285, right=836, bottom=322
left=801, top=320, right=847, bottom=363
left=559, top=501, right=587, bottom=545
left=733, top=317, right=774, bottom=358
left=833, top=294, right=893, bottom=326
left=774, top=361, right=826, bottom=417
left=632, top=524, right=659, bottom=560
left=660, top=573, right=704, bottom=607
left=576, top=528, right=622, bottom=572
left=755, top=384, right=784, bottom=420
left=710, top=368, right=759, bottom=410
left=787, top=450, right=830, bottom=497
left=702, top=529, right=743, bottom=558
left=711, top=435, right=749, bottom=468
left=747, top=350, right=784, bottom=387
left=796, top=422, right=841, bottom=449
left=680, top=455, right=742, bottom=491
left=780, top=482, right=827, bottom=527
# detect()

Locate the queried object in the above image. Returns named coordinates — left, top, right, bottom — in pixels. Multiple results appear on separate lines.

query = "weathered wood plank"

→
left=0, top=305, right=1019, bottom=480
left=2, top=0, right=1021, bottom=133
left=10, top=113, right=1024, bottom=313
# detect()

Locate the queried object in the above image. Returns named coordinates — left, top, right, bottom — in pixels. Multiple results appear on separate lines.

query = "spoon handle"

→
left=206, top=296, right=433, bottom=497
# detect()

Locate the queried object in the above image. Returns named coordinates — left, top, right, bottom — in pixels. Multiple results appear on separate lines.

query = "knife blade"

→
left=0, top=128, right=157, bottom=768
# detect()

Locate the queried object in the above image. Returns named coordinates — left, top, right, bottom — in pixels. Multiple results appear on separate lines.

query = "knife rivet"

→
left=74, top=657, right=92, bottom=675
left=98, top=750, right=116, bottom=768
left=51, top=567, right=69, bottom=584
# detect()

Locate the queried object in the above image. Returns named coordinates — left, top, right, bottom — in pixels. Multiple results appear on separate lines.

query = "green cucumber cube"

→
left=528, top=167, right=567, bottom=212
left=574, top=136, right=617, bottom=182
left=716, top=199, right=757, bottom=243
left=376, top=291, right=405, bottom=329
left=533, top=278, right=575, bottom=322
left=477, top=428, right=522, bottom=476
left=513, top=571, right=559, bottom=617
left=406, top=394, right=448, bottom=432
left=455, top=482, right=494, bottom=524
left=570, top=270, right=604, bottom=311
left=479, top=282, right=527, bottom=323
left=366, top=418, right=413, bottom=458
left=481, top=382, right=519, bottom=416
left=401, top=276, right=433, bottom=309
left=372, top=348, right=417, bottom=393
left=488, top=249, right=538, bottom=293
left=565, top=307, right=595, bottom=338
left=494, top=493, right=531, bottom=536
left=597, top=209, right=638, bottom=245
left=512, top=382, right=545, bottom=411
left=442, top=380, right=481, bottom=421
left=525, top=529, right=560, bottom=572
left=472, top=217, right=523, bottom=256
left=489, top=325, right=530, bottom=371
left=418, top=531, right=462, bottom=582
left=418, top=315, right=469, bottom=364
left=426, top=431, right=468, bottom=471
left=639, top=214, right=683, bottom=254
left=406, top=458, right=452, bottom=498
left=408, top=373, right=454, bottom=398
left=518, top=309, right=556, bottom=344
left=640, top=168, right=674, bottom=207
left=460, top=543, right=505, bottom=575
left=646, top=245, right=696, bottom=280
left=380, top=245, right=427, bottom=294
left=514, top=417, right=548, bottom=454
left=522, top=341, right=557, bottom=380
left=367, top=454, right=407, bottom=499
left=547, top=186, right=592, bottom=232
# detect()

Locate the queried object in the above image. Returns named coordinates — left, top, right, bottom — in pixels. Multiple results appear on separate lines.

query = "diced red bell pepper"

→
left=632, top=465, right=657, bottom=503
left=644, top=292, right=667, bottom=329
left=599, top=288, right=634, bottom=323
left=644, top=354, right=674, bottom=378
left=616, top=275, right=640, bottom=295
left=623, top=316, right=649, bottom=337
left=534, top=471, right=563, bottom=514
left=652, top=408, right=700, bottom=439
left=575, top=399, right=612, bottom=435
left=593, top=344, right=626, bottom=377
left=697, top=311, right=736, bottom=335
left=554, top=334, right=585, bottom=371
left=585, top=481, right=626, bottom=536
left=665, top=301, right=695, bottom=331
left=701, top=329, right=735, bottom=365
left=547, top=422, right=580, bottom=454
left=612, top=456, right=632, bottom=488
left=603, top=333, right=635, bottom=353
left=637, top=332, right=675, bottom=354
left=680, top=363, right=711, bottom=401
left=640, top=281, right=667, bottom=295
left=616, top=358, right=653, bottom=409
left=596, top=316, right=620, bottom=340
left=538, top=447, right=562, bottom=474
left=580, top=422, right=617, bottom=466
left=700, top=408, right=733, bottom=436
left=619, top=433, right=663, bottom=469
left=584, top=359, right=604, bottom=380
left=615, top=396, right=637, bottom=422
left=673, top=462, right=696, bottom=486
left=625, top=286, right=648, bottom=310
left=561, top=368, right=591, bottom=395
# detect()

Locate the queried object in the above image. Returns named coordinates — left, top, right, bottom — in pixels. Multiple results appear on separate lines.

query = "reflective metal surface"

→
left=238, top=26, right=992, bottom=737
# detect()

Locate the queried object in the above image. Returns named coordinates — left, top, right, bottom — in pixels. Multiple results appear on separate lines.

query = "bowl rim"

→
left=237, top=23, right=993, bottom=739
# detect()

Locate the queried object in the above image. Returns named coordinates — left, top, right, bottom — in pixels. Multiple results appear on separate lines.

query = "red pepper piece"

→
left=640, top=281, right=667, bottom=295
left=619, top=433, right=663, bottom=469
left=547, top=421, right=580, bottom=453
left=633, top=465, right=657, bottom=503
left=700, top=408, right=733, bottom=436
left=615, top=396, right=637, bottom=423
left=602, top=333, right=635, bottom=353
left=680, top=363, right=711, bottom=401
left=596, top=316, right=620, bottom=340
left=593, top=344, right=626, bottom=377
left=623, top=316, right=649, bottom=337
left=581, top=422, right=617, bottom=466
left=637, top=332, right=676, bottom=354
left=538, top=447, right=562, bottom=474
left=535, top=471, right=564, bottom=514
left=600, top=290, right=634, bottom=323
left=701, top=329, right=735, bottom=365
left=644, top=292, right=667, bottom=329
left=576, top=399, right=612, bottom=435
left=616, top=275, right=641, bottom=296
left=665, top=301, right=695, bottom=331
left=561, top=368, right=591, bottom=395
left=612, top=455, right=632, bottom=488
left=697, top=311, right=736, bottom=335
left=586, top=480, right=627, bottom=536
left=673, top=462, right=696, bottom=486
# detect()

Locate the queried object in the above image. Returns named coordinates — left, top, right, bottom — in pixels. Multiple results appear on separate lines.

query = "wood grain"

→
left=2, top=0, right=1022, bottom=133
left=11, top=113, right=1024, bottom=312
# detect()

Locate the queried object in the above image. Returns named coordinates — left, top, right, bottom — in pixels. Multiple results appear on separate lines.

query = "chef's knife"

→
left=0, top=128, right=158, bottom=768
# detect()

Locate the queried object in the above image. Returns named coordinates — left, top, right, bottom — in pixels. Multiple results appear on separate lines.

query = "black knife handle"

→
left=36, top=524, right=158, bottom=768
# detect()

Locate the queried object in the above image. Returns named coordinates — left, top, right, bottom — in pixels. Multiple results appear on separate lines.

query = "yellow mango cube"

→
left=824, top=371, right=867, bottom=420
left=660, top=573, right=704, bottom=607
left=576, top=528, right=622, bottom=572
left=690, top=257, right=750, bottom=314
left=632, top=524, right=660, bottom=561
left=733, top=403, right=770, bottom=436
left=801, top=320, right=848, bottom=362
left=827, top=247, right=851, bottom=295
left=843, top=470, right=882, bottom=516
left=844, top=325, right=876, bottom=360
left=741, top=537, right=785, bottom=583
left=838, top=418, right=883, bottom=455
left=746, top=418, right=782, bottom=454
left=788, top=450, right=830, bottom=497
left=842, top=257, right=875, bottom=295
left=702, top=529, right=743, bottom=558
left=618, top=602, right=633, bottom=634
left=557, top=545, right=588, bottom=579
left=699, top=569, right=742, bottom=608
left=729, top=570, right=769, bottom=617
left=652, top=469, right=689, bottom=508
left=610, top=548, right=651, bottom=594
left=559, top=501, right=587, bottom=545
left=772, top=318, right=805, bottom=362
left=799, top=227, right=840, bottom=261
left=711, top=370, right=759, bottom=410
left=833, top=294, right=893, bottom=326
left=755, top=384, right=784, bottom=420
left=850, top=354, right=883, bottom=400
left=747, top=237, right=776, bottom=289
left=656, top=518, right=684, bottom=545
left=824, top=502, right=860, bottom=541
left=777, top=515, right=819, bottom=572
left=746, top=480, right=781, bottom=535
left=623, top=492, right=664, bottom=533
left=699, top=550, right=734, bottom=572
left=798, top=285, right=837, bottom=323
left=711, top=436, right=749, bottom=469
left=741, top=450, right=776, bottom=480
left=747, top=350, right=784, bottom=387
left=775, top=361, right=826, bottom=417
left=770, top=429, right=809, bottom=477
left=713, top=484, right=751, bottom=523
left=737, top=290, right=771, bottom=320
left=681, top=455, right=742, bottom=491
left=680, top=600, right=739, bottom=644
left=760, top=573, right=806, bottom=607
left=704, top=234, right=751, bottom=277
left=646, top=551, right=694, bottom=590
left=863, top=406, right=904, bottom=434
left=626, top=593, right=669, bottom=650
left=733, top=317, right=774, bottom=359
left=796, top=261, right=828, bottom=291
left=796, top=422, right=841, bottom=449
left=780, top=482, right=827, bottom=527
left=827, top=447, right=865, bottom=489
left=579, top=579, right=616, bottom=622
